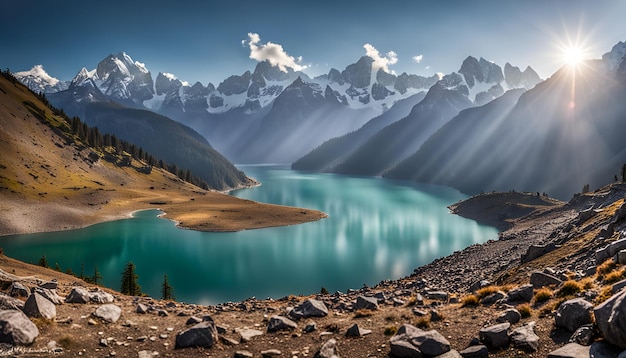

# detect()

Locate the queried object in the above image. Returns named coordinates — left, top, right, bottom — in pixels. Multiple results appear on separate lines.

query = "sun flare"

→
left=562, top=46, right=584, bottom=67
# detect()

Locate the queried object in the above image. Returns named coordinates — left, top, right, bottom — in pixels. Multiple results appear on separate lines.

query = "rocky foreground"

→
left=1, top=185, right=626, bottom=357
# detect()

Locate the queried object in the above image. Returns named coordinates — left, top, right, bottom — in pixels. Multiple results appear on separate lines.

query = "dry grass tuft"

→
left=533, top=288, right=553, bottom=304
left=57, top=335, right=76, bottom=349
left=415, top=317, right=430, bottom=329
left=476, top=286, right=499, bottom=299
left=517, top=303, right=532, bottom=318
left=597, top=259, right=618, bottom=280
left=604, top=267, right=625, bottom=284
left=596, top=286, right=615, bottom=304
left=384, top=326, right=399, bottom=336
left=354, top=309, right=374, bottom=318
left=556, top=280, right=583, bottom=297
left=461, top=295, right=480, bottom=307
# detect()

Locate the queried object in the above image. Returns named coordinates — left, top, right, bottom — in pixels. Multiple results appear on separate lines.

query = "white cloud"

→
left=363, top=43, right=398, bottom=74
left=412, top=54, right=424, bottom=63
left=426, top=66, right=431, bottom=70
left=246, top=32, right=307, bottom=73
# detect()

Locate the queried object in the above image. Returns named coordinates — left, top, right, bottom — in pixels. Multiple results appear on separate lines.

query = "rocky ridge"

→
left=1, top=184, right=626, bottom=356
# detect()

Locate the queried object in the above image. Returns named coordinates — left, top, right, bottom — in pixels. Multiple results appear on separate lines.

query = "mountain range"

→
left=18, top=42, right=626, bottom=200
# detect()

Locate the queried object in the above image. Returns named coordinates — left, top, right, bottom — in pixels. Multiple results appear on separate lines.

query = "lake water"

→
left=0, top=165, right=497, bottom=305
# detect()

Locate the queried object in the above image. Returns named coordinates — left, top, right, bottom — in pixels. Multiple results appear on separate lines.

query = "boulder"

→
left=459, top=345, right=488, bottom=358
left=65, top=287, right=91, bottom=303
left=555, top=298, right=593, bottom=332
left=40, top=281, right=58, bottom=290
left=530, top=271, right=562, bottom=288
left=509, top=321, right=539, bottom=352
left=547, top=342, right=590, bottom=358
left=234, top=351, right=253, bottom=358
left=93, top=304, right=121, bottom=323
left=175, top=321, right=218, bottom=349
left=522, top=243, right=557, bottom=263
left=345, top=323, right=371, bottom=337
left=0, top=310, right=39, bottom=345
left=267, top=315, right=297, bottom=332
left=436, top=350, right=462, bottom=358
left=22, top=293, right=56, bottom=320
left=612, top=279, right=626, bottom=294
left=390, top=324, right=451, bottom=357
left=289, top=299, right=328, bottom=320
left=9, top=282, right=29, bottom=298
left=317, top=338, right=339, bottom=358
left=89, top=290, right=114, bottom=304
left=480, top=291, right=506, bottom=305
left=469, top=280, right=491, bottom=293
left=32, top=287, right=63, bottom=305
left=136, top=303, right=148, bottom=314
left=238, top=328, right=263, bottom=342
left=355, top=296, right=378, bottom=310
left=589, top=340, right=623, bottom=357
left=496, top=309, right=521, bottom=324
left=618, top=249, right=626, bottom=265
left=507, top=284, right=534, bottom=303
left=426, top=291, right=449, bottom=301
left=594, top=289, right=626, bottom=349
left=568, top=324, right=593, bottom=346
left=479, top=322, right=510, bottom=348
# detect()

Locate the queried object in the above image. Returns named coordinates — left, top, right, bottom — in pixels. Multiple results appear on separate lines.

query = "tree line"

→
left=1, top=68, right=210, bottom=190
left=38, top=255, right=174, bottom=300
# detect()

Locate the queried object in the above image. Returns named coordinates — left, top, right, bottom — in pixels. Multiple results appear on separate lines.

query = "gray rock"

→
left=234, top=351, right=253, bottom=358
left=0, top=309, right=39, bottom=345
left=32, top=287, right=63, bottom=305
left=555, top=298, right=593, bottom=332
left=355, top=296, right=378, bottom=310
left=239, top=328, right=263, bottom=342
left=220, top=336, right=239, bottom=346
left=23, top=293, right=56, bottom=320
left=510, top=321, right=539, bottom=352
left=430, top=309, right=442, bottom=322
left=89, top=290, right=114, bottom=304
left=0, top=293, right=24, bottom=311
left=136, top=303, right=148, bottom=314
left=470, top=280, right=491, bottom=293
left=289, top=299, right=328, bottom=319
left=304, top=321, right=317, bottom=333
left=548, top=342, right=590, bottom=357
left=267, top=315, right=297, bottom=332
left=426, top=291, right=449, bottom=301
left=390, top=324, right=451, bottom=357
left=530, top=271, right=563, bottom=288
left=568, top=324, right=593, bottom=345
left=589, top=340, right=623, bottom=357
left=345, top=323, right=371, bottom=337
left=317, top=338, right=339, bottom=358
left=186, top=316, right=203, bottom=325
left=507, top=284, right=534, bottom=303
left=9, top=282, right=29, bottom=298
left=65, top=287, right=91, bottom=303
left=496, top=309, right=521, bottom=324
left=479, top=322, right=510, bottom=349
left=93, top=304, right=122, bottom=323
left=481, top=291, right=506, bottom=305
left=522, top=244, right=558, bottom=263
left=618, top=249, right=626, bottom=265
left=459, top=345, right=488, bottom=358
left=436, top=350, right=463, bottom=358
left=175, top=321, right=218, bottom=349
left=612, top=279, right=626, bottom=294
left=594, top=289, right=626, bottom=349
left=261, top=349, right=282, bottom=357
left=40, top=281, right=57, bottom=290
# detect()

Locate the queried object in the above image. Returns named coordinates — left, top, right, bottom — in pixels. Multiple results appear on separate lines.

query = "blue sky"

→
left=2, top=0, right=625, bottom=86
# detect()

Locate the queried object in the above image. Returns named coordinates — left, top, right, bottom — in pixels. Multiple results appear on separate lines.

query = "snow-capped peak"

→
left=14, top=65, right=68, bottom=93
left=602, top=41, right=626, bottom=73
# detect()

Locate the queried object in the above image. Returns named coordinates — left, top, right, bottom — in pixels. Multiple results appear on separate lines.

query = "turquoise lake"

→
left=0, top=165, right=498, bottom=305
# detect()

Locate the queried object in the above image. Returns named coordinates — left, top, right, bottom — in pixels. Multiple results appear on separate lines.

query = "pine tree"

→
left=161, top=274, right=175, bottom=300
left=120, top=261, right=142, bottom=296
left=80, top=263, right=85, bottom=280
left=38, top=254, right=49, bottom=268
left=54, top=263, right=62, bottom=272
left=93, top=265, right=103, bottom=286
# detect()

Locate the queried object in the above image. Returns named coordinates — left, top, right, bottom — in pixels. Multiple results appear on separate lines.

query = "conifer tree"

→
left=120, top=261, right=142, bottom=296
left=161, top=274, right=174, bottom=300
left=38, top=254, right=49, bottom=268
left=93, top=265, right=103, bottom=286
left=54, top=263, right=62, bottom=272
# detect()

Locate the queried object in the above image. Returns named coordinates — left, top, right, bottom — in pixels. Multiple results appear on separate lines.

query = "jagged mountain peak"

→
left=14, top=65, right=68, bottom=94
left=602, top=41, right=626, bottom=73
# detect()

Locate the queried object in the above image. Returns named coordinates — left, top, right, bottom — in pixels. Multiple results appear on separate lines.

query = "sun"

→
left=563, top=46, right=584, bottom=67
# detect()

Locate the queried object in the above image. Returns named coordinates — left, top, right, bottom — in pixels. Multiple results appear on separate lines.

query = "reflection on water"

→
left=1, top=165, right=497, bottom=304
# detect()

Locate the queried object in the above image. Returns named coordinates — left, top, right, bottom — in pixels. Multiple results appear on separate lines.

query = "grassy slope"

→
left=0, top=75, right=326, bottom=236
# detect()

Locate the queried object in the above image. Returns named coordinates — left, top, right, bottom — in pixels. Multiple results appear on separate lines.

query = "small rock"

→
left=220, top=336, right=239, bottom=346
left=480, top=291, right=506, bottom=305
left=304, top=321, right=317, bottom=333
left=65, top=287, right=91, bottom=304
left=136, top=303, right=148, bottom=314
left=479, top=322, right=510, bottom=349
left=157, top=309, right=168, bottom=317
left=175, top=321, right=218, bottom=349
left=470, top=280, right=491, bottom=292
left=267, top=315, right=297, bottom=332
left=530, top=271, right=562, bottom=288
left=186, top=316, right=202, bottom=325
left=234, top=351, right=253, bottom=358
left=136, top=336, right=147, bottom=342
left=261, top=349, right=282, bottom=357
left=426, top=291, right=449, bottom=302
left=547, top=342, right=590, bottom=358
left=40, top=280, right=58, bottom=290
left=345, top=323, right=371, bottom=337
left=0, top=310, right=39, bottom=345
left=89, top=290, right=114, bottom=304
left=496, top=308, right=521, bottom=324
left=459, top=344, right=488, bottom=358
left=289, top=299, right=328, bottom=319
left=507, top=284, right=534, bottom=303
left=93, top=304, right=122, bottom=323
left=87, top=318, right=97, bottom=325
left=568, top=324, right=593, bottom=345
left=355, top=296, right=378, bottom=310
left=555, top=298, right=593, bottom=332
left=510, top=321, right=539, bottom=352
left=239, top=328, right=263, bottom=342
left=159, top=334, right=168, bottom=339
left=99, top=338, right=108, bottom=347
left=317, top=338, right=339, bottom=358
left=430, top=309, right=442, bottom=322
left=9, top=282, right=30, bottom=298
